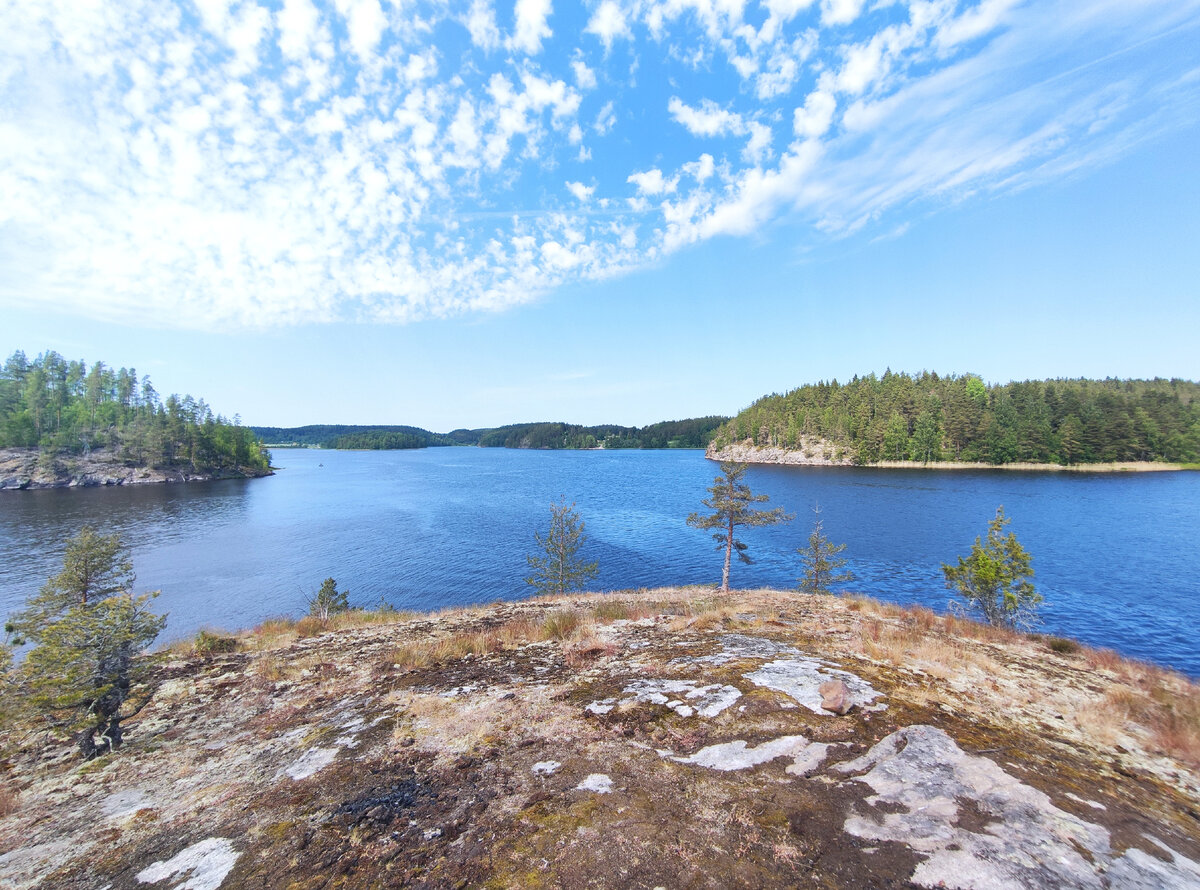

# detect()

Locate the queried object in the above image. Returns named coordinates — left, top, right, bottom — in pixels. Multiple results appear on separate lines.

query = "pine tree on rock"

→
left=942, top=506, right=1040, bottom=629
left=526, top=499, right=599, bottom=596
left=688, top=461, right=792, bottom=592
left=798, top=503, right=855, bottom=595
left=12, top=527, right=165, bottom=759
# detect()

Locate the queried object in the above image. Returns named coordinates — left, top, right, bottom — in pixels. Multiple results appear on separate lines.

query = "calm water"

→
left=1, top=448, right=1198, bottom=676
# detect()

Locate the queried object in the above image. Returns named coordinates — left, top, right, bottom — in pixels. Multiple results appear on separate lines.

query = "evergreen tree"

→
left=688, top=462, right=792, bottom=592
left=942, top=507, right=1040, bottom=629
left=11, top=528, right=165, bottom=759
left=307, top=578, right=350, bottom=620
left=526, top=499, right=599, bottom=596
left=797, top=504, right=855, bottom=595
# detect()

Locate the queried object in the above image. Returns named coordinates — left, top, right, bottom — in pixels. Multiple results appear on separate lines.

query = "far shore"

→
left=708, top=444, right=1191, bottom=473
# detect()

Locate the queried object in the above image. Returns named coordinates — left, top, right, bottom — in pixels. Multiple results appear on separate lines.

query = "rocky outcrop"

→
left=708, top=437, right=855, bottom=466
left=2, top=588, right=1197, bottom=889
left=0, top=448, right=273, bottom=490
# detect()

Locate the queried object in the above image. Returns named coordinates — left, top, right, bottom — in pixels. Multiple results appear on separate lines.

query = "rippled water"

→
left=1, top=448, right=1197, bottom=675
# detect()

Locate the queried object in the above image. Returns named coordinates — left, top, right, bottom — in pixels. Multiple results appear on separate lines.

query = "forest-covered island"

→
left=0, top=350, right=271, bottom=488
left=709, top=372, right=1200, bottom=467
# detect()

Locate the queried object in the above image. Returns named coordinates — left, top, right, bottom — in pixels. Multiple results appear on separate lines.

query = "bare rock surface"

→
left=2, top=588, right=1197, bottom=889
left=837, top=724, right=1200, bottom=889
left=0, top=447, right=270, bottom=490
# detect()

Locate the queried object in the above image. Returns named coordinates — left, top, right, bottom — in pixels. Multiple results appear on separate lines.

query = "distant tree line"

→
left=250, top=425, right=455, bottom=449
left=462, top=416, right=728, bottom=450
left=711, top=372, right=1200, bottom=465
left=254, top=416, right=728, bottom=451
left=1, top=350, right=270, bottom=473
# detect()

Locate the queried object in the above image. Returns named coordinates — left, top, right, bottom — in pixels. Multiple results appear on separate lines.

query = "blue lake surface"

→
left=1, top=447, right=1197, bottom=676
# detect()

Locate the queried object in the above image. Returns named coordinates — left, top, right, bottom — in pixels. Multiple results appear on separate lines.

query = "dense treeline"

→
left=1, top=350, right=270, bottom=473
left=250, top=425, right=453, bottom=449
left=457, top=416, right=728, bottom=450
left=712, top=372, right=1200, bottom=465
left=257, top=417, right=728, bottom=450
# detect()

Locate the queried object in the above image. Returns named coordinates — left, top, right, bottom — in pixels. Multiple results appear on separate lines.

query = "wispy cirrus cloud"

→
left=1, top=0, right=1197, bottom=330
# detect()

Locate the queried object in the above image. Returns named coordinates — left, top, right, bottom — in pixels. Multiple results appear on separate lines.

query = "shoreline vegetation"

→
left=3, top=586, right=1197, bottom=888
left=708, top=442, right=1192, bottom=473
left=710, top=372, right=1200, bottom=468
left=0, top=350, right=272, bottom=491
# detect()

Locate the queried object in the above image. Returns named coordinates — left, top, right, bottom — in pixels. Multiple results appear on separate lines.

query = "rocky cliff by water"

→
left=1, top=588, right=1197, bottom=889
left=0, top=448, right=273, bottom=490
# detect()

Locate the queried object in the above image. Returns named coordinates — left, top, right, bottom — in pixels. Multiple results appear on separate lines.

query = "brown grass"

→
left=0, top=784, right=18, bottom=817
left=563, top=634, right=618, bottom=668
left=541, top=610, right=582, bottom=641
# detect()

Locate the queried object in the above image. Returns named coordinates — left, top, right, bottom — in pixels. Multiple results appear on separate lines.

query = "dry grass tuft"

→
left=563, top=634, right=618, bottom=668
left=592, top=600, right=632, bottom=622
left=1084, top=647, right=1125, bottom=673
left=294, top=615, right=326, bottom=638
left=541, top=609, right=582, bottom=641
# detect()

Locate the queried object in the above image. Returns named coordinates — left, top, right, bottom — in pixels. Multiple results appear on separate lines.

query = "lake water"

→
left=1, top=448, right=1198, bottom=676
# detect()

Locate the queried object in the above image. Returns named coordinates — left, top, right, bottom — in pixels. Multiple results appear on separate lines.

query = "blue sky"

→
left=2, top=0, right=1198, bottom=429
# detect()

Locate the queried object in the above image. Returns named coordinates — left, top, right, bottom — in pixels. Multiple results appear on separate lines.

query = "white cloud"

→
left=668, top=96, right=744, bottom=137
left=566, top=180, right=595, bottom=200
left=594, top=100, right=616, bottom=134
left=743, top=120, right=773, bottom=163
left=627, top=167, right=678, bottom=195
left=335, top=0, right=386, bottom=60
left=820, top=0, right=866, bottom=27
left=464, top=0, right=502, bottom=51
left=793, top=89, right=836, bottom=138
left=571, top=58, right=597, bottom=90
left=509, top=0, right=553, bottom=55
left=586, top=0, right=632, bottom=50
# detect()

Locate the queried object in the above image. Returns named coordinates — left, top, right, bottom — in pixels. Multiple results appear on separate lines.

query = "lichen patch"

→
left=746, top=657, right=885, bottom=714
left=672, top=735, right=828, bottom=773
left=135, top=837, right=241, bottom=890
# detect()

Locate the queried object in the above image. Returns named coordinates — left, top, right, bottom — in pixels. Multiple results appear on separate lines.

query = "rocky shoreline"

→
left=0, top=448, right=274, bottom=490
left=708, top=441, right=1187, bottom=472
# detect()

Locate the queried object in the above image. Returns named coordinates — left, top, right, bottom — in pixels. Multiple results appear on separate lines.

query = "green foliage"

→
left=10, top=528, right=166, bottom=759
left=709, top=371, right=1200, bottom=465
left=942, top=507, right=1040, bottom=629
left=526, top=499, right=600, bottom=597
left=688, top=462, right=792, bottom=592
left=193, top=630, right=239, bottom=657
left=0, top=349, right=270, bottom=473
left=15, top=526, right=134, bottom=633
left=307, top=578, right=350, bottom=620
left=797, top=504, right=855, bottom=595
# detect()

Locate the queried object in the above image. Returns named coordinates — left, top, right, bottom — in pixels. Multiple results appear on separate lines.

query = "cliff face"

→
left=708, top=437, right=855, bottom=466
left=1, top=588, right=1197, bottom=889
left=0, top=448, right=273, bottom=490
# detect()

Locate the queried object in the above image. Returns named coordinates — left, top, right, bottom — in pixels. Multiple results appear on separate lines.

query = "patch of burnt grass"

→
left=335, top=777, right=432, bottom=826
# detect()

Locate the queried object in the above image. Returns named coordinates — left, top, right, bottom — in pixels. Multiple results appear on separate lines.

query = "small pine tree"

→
left=308, top=578, right=350, bottom=620
left=526, top=499, right=599, bottom=597
left=688, top=461, right=792, bottom=592
left=942, top=506, right=1040, bottom=629
left=11, top=527, right=165, bottom=759
left=797, top=503, right=855, bottom=595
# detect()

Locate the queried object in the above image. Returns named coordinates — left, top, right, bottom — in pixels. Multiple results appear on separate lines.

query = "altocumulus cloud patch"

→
left=2, top=0, right=1197, bottom=329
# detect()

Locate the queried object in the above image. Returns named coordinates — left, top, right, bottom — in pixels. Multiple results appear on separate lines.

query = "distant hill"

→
left=711, top=373, right=1200, bottom=466
left=249, top=425, right=453, bottom=450
left=254, top=416, right=728, bottom=451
